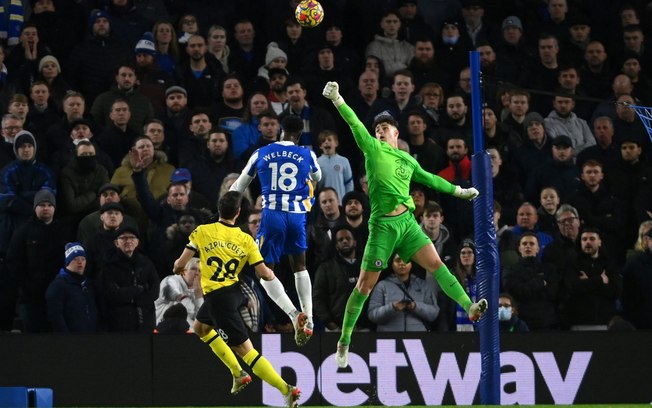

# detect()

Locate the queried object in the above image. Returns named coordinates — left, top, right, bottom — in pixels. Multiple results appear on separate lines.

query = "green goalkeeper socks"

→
left=432, top=264, right=473, bottom=312
left=339, top=288, right=369, bottom=346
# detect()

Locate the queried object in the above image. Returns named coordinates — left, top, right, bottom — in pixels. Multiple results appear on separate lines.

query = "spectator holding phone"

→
left=367, top=253, right=439, bottom=331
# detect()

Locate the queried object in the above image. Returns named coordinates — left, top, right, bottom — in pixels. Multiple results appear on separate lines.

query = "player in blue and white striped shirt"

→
left=231, top=115, right=321, bottom=346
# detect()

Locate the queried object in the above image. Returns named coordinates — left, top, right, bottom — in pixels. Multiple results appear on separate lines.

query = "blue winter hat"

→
left=88, top=9, right=111, bottom=30
left=65, top=242, right=87, bottom=266
left=135, top=32, right=157, bottom=56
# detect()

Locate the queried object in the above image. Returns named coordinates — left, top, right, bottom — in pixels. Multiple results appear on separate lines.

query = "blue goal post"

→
left=469, top=50, right=501, bottom=405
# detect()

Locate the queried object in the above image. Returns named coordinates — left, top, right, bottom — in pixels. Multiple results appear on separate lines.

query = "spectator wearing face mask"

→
left=498, top=292, right=529, bottom=332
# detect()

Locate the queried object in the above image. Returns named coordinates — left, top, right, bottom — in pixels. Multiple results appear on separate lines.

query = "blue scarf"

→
left=0, top=0, right=24, bottom=46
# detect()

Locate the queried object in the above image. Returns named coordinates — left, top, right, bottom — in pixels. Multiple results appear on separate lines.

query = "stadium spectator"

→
left=313, top=226, right=368, bottom=332
left=96, top=99, right=139, bottom=168
left=45, top=242, right=99, bottom=333
left=100, top=226, right=159, bottom=332
left=35, top=55, right=72, bottom=112
left=368, top=253, right=439, bottom=332
left=365, top=11, right=414, bottom=80
left=620, top=228, right=652, bottom=329
left=49, top=118, right=114, bottom=174
left=0, top=131, right=56, bottom=257
left=207, top=25, right=230, bottom=74
left=152, top=20, right=180, bottom=75
left=83, top=201, right=127, bottom=281
left=229, top=20, right=266, bottom=82
left=155, top=257, right=203, bottom=329
left=91, top=62, right=155, bottom=134
left=134, top=33, right=175, bottom=117
left=213, top=74, right=246, bottom=137
left=57, top=139, right=110, bottom=224
left=502, top=232, right=561, bottom=330
left=565, top=228, right=621, bottom=330
left=110, top=135, right=175, bottom=235
left=278, top=77, right=336, bottom=151
left=66, top=9, right=131, bottom=105
left=176, top=34, right=225, bottom=110
left=4, top=189, right=72, bottom=332
left=544, top=93, right=595, bottom=156
left=76, top=183, right=139, bottom=244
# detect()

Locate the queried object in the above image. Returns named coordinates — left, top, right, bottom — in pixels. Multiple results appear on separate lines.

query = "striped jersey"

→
left=242, top=141, right=321, bottom=213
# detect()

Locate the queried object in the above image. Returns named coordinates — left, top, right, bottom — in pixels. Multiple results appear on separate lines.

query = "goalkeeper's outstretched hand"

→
left=468, top=298, right=488, bottom=322
left=453, top=186, right=480, bottom=200
left=323, top=81, right=344, bottom=106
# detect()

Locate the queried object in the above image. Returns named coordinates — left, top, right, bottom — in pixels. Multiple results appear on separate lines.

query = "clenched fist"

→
left=323, top=81, right=343, bottom=106
left=453, top=186, right=480, bottom=200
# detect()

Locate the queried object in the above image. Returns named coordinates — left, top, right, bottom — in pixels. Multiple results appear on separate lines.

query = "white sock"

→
left=259, top=277, right=297, bottom=317
left=294, top=270, right=313, bottom=325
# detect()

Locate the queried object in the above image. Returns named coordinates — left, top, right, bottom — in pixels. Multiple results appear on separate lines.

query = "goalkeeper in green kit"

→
left=322, top=81, right=488, bottom=368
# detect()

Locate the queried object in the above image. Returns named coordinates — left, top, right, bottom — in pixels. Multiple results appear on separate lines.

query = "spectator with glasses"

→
left=542, top=204, right=582, bottom=277
left=415, top=82, right=444, bottom=134
left=100, top=226, right=159, bottom=332
left=0, top=114, right=23, bottom=168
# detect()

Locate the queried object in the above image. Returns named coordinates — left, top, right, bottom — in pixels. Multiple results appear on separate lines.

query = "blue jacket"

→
left=0, top=158, right=56, bottom=255
left=46, top=269, right=99, bottom=333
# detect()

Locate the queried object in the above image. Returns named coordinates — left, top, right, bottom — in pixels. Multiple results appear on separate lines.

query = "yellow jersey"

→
left=186, top=221, right=264, bottom=295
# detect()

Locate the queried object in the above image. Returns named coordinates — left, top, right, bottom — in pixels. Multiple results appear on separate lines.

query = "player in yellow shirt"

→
left=173, top=191, right=301, bottom=407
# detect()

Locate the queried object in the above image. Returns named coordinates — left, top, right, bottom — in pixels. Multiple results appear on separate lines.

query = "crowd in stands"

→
left=0, top=0, right=651, bottom=335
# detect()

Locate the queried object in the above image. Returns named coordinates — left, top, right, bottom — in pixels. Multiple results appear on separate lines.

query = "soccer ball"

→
left=295, top=0, right=324, bottom=28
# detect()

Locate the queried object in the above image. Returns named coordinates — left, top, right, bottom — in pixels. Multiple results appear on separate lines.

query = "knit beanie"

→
left=135, top=32, right=156, bottom=56
left=64, top=242, right=87, bottom=266
left=342, top=190, right=368, bottom=210
left=265, top=42, right=287, bottom=66
left=38, top=55, right=61, bottom=74
left=14, top=130, right=37, bottom=159
left=33, top=189, right=56, bottom=209
left=88, top=9, right=111, bottom=31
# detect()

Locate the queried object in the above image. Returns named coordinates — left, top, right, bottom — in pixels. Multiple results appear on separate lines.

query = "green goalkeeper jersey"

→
left=337, top=103, right=457, bottom=219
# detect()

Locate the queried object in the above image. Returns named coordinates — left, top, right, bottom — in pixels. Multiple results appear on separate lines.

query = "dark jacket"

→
left=364, top=95, right=419, bottom=138
left=46, top=268, right=99, bottom=332
left=566, top=253, right=621, bottom=326
left=502, top=256, right=561, bottom=330
left=5, top=217, right=71, bottom=305
left=621, top=251, right=652, bottom=329
left=278, top=103, right=337, bottom=152
left=51, top=141, right=115, bottom=176
left=0, top=156, right=57, bottom=256
left=58, top=156, right=110, bottom=217
left=83, top=228, right=120, bottom=280
left=132, top=170, right=207, bottom=246
left=313, top=253, right=363, bottom=329
left=525, top=157, right=580, bottom=203
left=91, top=86, right=155, bottom=134
left=96, top=124, right=139, bottom=168
left=499, top=315, right=530, bottom=333
left=66, top=35, right=131, bottom=104
left=176, top=56, right=225, bottom=109
left=100, top=246, right=159, bottom=332
left=186, top=149, right=243, bottom=211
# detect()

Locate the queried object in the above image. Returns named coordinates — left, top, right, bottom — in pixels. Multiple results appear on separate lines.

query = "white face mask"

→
left=443, top=35, right=459, bottom=45
left=498, top=306, right=513, bottom=321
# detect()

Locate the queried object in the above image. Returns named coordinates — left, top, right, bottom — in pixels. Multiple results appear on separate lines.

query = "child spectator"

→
left=317, top=130, right=353, bottom=200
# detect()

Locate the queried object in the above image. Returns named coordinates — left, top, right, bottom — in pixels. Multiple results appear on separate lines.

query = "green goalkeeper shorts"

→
left=361, top=210, right=432, bottom=271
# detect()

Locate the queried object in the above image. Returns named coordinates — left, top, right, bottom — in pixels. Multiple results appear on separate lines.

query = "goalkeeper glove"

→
left=322, top=81, right=344, bottom=106
left=453, top=186, right=480, bottom=200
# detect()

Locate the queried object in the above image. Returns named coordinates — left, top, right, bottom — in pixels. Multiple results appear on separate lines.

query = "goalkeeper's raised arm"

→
left=323, top=81, right=345, bottom=107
